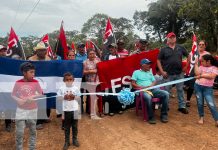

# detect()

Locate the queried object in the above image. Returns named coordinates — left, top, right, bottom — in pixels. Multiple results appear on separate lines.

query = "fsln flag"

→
left=186, top=33, right=199, bottom=76
left=7, top=27, right=25, bottom=60
left=55, top=21, right=68, bottom=60
left=41, top=34, right=54, bottom=59
left=103, top=18, right=116, bottom=49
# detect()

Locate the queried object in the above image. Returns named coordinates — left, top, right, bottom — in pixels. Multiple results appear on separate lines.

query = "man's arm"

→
left=157, top=59, right=168, bottom=78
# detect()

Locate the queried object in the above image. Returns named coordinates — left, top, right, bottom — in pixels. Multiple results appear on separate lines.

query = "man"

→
left=131, top=58, right=169, bottom=124
left=28, top=42, right=51, bottom=130
left=103, top=43, right=119, bottom=60
left=116, top=39, right=129, bottom=58
left=28, top=42, right=51, bottom=61
left=0, top=44, right=13, bottom=132
left=75, top=43, right=87, bottom=62
left=157, top=32, right=189, bottom=114
left=75, top=43, right=87, bottom=114
left=131, top=39, right=149, bottom=55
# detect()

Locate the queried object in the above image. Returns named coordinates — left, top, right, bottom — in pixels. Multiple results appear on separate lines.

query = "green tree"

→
left=133, top=0, right=190, bottom=43
left=179, top=0, right=218, bottom=52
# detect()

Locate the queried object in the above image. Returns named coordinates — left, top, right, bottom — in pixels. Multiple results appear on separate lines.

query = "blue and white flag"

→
left=0, top=57, right=83, bottom=112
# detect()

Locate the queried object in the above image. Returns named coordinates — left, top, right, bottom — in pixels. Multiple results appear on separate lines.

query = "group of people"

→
left=0, top=31, right=218, bottom=150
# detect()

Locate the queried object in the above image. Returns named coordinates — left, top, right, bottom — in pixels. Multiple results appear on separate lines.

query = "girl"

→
left=194, top=54, right=218, bottom=127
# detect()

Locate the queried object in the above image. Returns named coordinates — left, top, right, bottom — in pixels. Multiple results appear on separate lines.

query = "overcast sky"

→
left=0, top=0, right=153, bottom=37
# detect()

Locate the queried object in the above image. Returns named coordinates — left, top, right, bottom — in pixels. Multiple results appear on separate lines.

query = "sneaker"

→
left=5, top=125, right=11, bottom=132
left=160, top=116, right=168, bottom=123
left=90, top=115, right=101, bottom=120
left=186, top=101, right=191, bottom=107
left=73, top=139, right=80, bottom=147
left=178, top=108, right=189, bottom=114
left=148, top=118, right=156, bottom=124
left=36, top=124, right=43, bottom=130
left=63, top=143, right=70, bottom=150
left=118, top=111, right=123, bottom=114
left=109, top=113, right=115, bottom=116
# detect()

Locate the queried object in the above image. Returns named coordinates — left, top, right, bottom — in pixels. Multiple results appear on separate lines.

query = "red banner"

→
left=97, top=49, right=159, bottom=91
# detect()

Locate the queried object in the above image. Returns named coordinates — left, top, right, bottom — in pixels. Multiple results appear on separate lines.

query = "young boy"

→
left=57, top=72, right=80, bottom=149
left=11, top=62, right=43, bottom=150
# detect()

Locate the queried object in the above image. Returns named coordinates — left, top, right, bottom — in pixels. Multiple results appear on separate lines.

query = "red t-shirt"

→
left=12, top=79, right=43, bottom=110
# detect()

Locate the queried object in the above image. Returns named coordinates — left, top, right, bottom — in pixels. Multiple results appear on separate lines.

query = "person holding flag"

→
left=185, top=39, right=210, bottom=107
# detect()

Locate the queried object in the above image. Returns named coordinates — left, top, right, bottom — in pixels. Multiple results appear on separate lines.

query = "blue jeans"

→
left=143, top=89, right=169, bottom=119
left=194, top=83, right=218, bottom=121
left=163, top=73, right=186, bottom=108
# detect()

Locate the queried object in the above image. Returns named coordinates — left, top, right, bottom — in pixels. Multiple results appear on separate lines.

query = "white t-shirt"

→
left=109, top=54, right=119, bottom=60
left=57, top=85, right=80, bottom=111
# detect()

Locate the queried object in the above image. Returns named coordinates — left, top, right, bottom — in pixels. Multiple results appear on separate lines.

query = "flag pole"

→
left=19, top=38, right=26, bottom=60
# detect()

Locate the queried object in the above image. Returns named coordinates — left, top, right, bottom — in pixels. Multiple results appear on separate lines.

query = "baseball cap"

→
left=139, top=39, right=148, bottom=45
left=140, top=58, right=152, bottom=65
left=108, top=43, right=117, bottom=48
left=166, top=32, right=176, bottom=38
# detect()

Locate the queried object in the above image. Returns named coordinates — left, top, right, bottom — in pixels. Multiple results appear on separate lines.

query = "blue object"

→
left=117, top=88, right=135, bottom=107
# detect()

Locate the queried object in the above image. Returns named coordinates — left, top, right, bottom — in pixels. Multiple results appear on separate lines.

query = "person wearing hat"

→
left=117, top=39, right=129, bottom=58
left=131, top=39, right=149, bottom=55
left=75, top=43, right=87, bottom=62
left=103, top=43, right=119, bottom=61
left=102, top=43, right=124, bottom=116
left=131, top=58, right=169, bottom=124
left=28, top=42, right=52, bottom=130
left=28, top=42, right=51, bottom=61
left=0, top=45, right=7, bottom=57
left=157, top=32, right=189, bottom=114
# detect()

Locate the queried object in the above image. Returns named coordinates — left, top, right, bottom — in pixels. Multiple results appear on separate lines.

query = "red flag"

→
left=71, top=42, right=75, bottom=50
left=55, top=21, right=68, bottom=60
left=186, top=34, right=199, bottom=76
left=85, top=40, right=95, bottom=50
left=41, top=34, right=54, bottom=59
left=103, top=18, right=116, bottom=49
left=7, top=27, right=25, bottom=59
left=97, top=49, right=159, bottom=91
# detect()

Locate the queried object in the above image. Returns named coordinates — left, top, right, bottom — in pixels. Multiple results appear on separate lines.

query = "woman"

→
left=194, top=54, right=218, bottom=126
left=67, top=50, right=75, bottom=60
left=185, top=40, right=210, bottom=107
left=83, top=49, right=102, bottom=119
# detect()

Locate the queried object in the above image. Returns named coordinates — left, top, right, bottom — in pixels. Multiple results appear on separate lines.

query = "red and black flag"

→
left=103, top=18, right=116, bottom=49
left=7, top=27, right=25, bottom=60
left=186, top=33, right=199, bottom=76
left=41, top=34, right=54, bottom=59
left=55, top=21, right=68, bottom=60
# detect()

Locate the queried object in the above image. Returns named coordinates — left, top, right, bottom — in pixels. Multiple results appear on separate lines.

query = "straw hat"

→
left=33, top=42, right=46, bottom=51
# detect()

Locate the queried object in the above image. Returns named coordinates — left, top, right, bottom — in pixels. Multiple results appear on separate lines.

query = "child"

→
left=11, top=62, right=43, bottom=150
left=194, top=54, right=218, bottom=127
left=57, top=72, right=80, bottom=149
